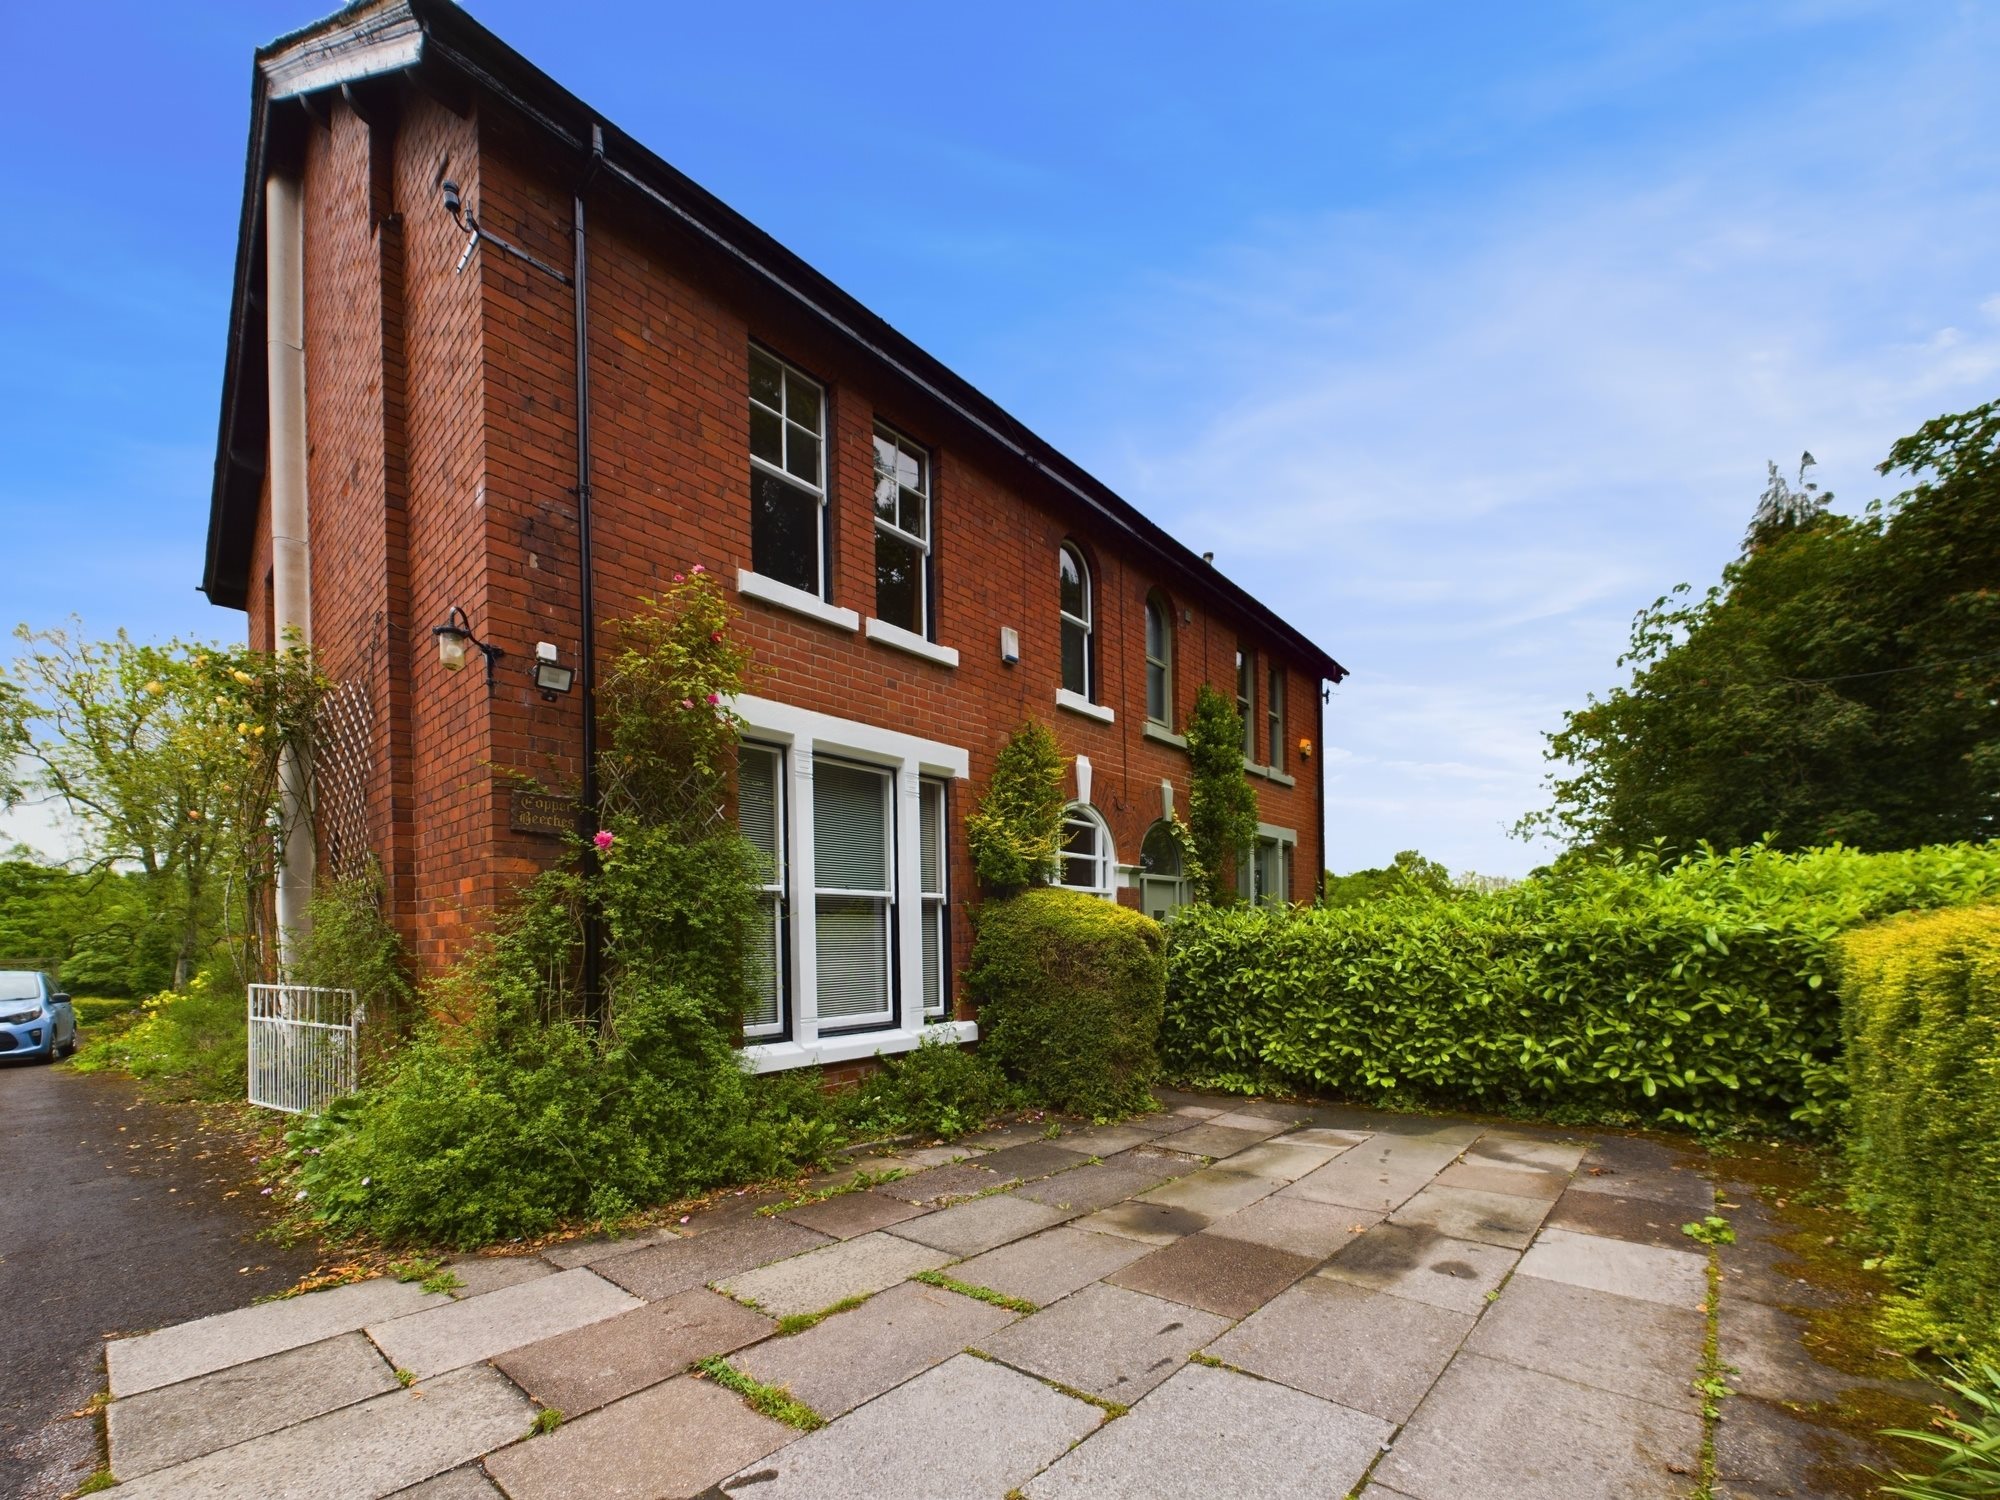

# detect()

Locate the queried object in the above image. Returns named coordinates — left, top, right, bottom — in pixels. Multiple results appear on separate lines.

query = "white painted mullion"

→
left=895, top=765, right=924, bottom=1032
left=791, top=746, right=819, bottom=1046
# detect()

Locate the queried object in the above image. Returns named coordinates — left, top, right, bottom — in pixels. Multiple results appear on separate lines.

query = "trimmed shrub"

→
left=1840, top=906, right=2000, bottom=1362
left=1165, top=841, right=2000, bottom=1132
left=1186, top=684, right=1258, bottom=904
left=968, top=887, right=1165, bottom=1116
left=842, top=1036, right=1023, bottom=1142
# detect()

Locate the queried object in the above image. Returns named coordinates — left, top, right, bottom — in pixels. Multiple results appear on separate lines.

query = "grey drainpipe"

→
left=266, top=171, right=314, bottom=967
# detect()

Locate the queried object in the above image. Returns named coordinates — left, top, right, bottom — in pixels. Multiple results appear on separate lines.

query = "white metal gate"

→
left=248, top=984, right=363, bottom=1113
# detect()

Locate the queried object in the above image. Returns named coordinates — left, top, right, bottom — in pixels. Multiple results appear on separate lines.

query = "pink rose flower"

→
left=706, top=692, right=720, bottom=706
left=690, top=563, right=706, bottom=574
left=593, top=830, right=615, bottom=852
left=681, top=698, right=695, bottom=709
left=673, top=572, right=685, bottom=583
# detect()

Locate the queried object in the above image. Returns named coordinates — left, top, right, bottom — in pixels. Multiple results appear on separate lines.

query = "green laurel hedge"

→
left=968, top=887, right=1166, bottom=1117
left=1840, top=905, right=2000, bottom=1362
left=1164, top=842, right=2000, bottom=1133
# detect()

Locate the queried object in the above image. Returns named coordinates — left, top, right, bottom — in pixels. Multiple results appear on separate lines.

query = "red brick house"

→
left=199, top=0, right=1347, bottom=1074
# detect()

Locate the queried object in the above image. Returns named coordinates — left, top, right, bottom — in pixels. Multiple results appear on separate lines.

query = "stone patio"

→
left=96, top=1092, right=1841, bottom=1498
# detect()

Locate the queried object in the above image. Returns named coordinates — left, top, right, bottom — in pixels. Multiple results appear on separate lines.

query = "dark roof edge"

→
left=204, top=0, right=1348, bottom=683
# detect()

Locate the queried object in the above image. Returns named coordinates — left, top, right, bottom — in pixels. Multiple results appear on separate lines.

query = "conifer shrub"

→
left=968, top=887, right=1165, bottom=1117
left=1840, top=905, right=2000, bottom=1363
left=1186, top=684, right=1258, bottom=904
left=964, top=719, right=1066, bottom=892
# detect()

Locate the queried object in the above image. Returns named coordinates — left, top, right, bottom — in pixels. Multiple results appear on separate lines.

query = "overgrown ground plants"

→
left=287, top=573, right=851, bottom=1247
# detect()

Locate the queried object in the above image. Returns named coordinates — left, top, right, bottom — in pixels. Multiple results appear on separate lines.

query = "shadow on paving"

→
left=0, top=1060, right=319, bottom=1500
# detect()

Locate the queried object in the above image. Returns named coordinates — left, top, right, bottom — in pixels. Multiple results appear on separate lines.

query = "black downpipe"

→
left=576, top=135, right=604, bottom=1028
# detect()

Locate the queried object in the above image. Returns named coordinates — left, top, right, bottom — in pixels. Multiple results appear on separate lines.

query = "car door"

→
left=47, top=977, right=75, bottom=1048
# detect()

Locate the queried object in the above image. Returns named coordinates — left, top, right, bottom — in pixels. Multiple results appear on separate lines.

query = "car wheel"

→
left=57, top=1035, right=77, bottom=1059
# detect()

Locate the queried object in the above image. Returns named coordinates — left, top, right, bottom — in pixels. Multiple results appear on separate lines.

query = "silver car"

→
left=0, top=971, right=78, bottom=1062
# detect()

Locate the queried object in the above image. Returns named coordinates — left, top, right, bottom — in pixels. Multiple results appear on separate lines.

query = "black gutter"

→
left=573, top=139, right=603, bottom=1025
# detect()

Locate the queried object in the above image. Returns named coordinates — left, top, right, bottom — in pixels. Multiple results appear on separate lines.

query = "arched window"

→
left=1138, top=819, right=1192, bottom=922
left=1058, top=802, right=1115, bottom=899
left=1058, top=543, right=1093, bottom=700
left=1144, top=592, right=1173, bottom=728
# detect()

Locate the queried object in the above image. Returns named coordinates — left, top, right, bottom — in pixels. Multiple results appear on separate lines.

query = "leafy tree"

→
left=1186, top=684, right=1260, bottom=904
left=4, top=625, right=325, bottom=987
left=965, top=719, right=1067, bottom=892
left=1322, top=850, right=1454, bottom=907
left=0, top=859, right=174, bottom=995
left=1524, top=401, right=2000, bottom=854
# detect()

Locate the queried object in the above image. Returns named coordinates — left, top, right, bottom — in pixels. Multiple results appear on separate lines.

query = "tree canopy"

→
left=1524, top=400, right=2000, bottom=854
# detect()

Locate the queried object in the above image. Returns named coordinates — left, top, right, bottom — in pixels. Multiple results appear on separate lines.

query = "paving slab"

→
left=1138, top=1166, right=1282, bottom=1217
left=716, top=1230, right=948, bottom=1317
left=713, top=1354, right=1097, bottom=1500
left=1375, top=1352, right=1702, bottom=1500
left=1277, top=1125, right=1373, bottom=1150
left=1278, top=1141, right=1459, bottom=1213
left=1074, top=1199, right=1212, bottom=1244
left=1466, top=1274, right=1705, bottom=1410
left=448, top=1255, right=559, bottom=1294
left=1716, top=1297, right=1919, bottom=1407
left=1207, top=1277, right=1473, bottom=1422
left=1435, top=1159, right=1571, bottom=1199
left=367, top=1267, right=638, bottom=1378
left=949, top=1227, right=1154, bottom=1305
left=776, top=1186, right=929, bottom=1239
left=733, top=1279, right=1019, bottom=1417
left=1162, top=1122, right=1279, bottom=1158
left=1714, top=1392, right=1893, bottom=1500
left=1011, top=1160, right=1174, bottom=1212
left=979, top=1281, right=1232, bottom=1402
left=493, top=1289, right=775, bottom=1415
left=1547, top=1187, right=1703, bottom=1249
left=971, top=1140, right=1092, bottom=1180
left=108, top=1364, right=532, bottom=1500
left=1571, top=1138, right=1714, bottom=1210
left=108, top=1332, right=398, bottom=1480
left=1225, top=1139, right=1346, bottom=1181
left=1048, top=1123, right=1159, bottom=1155
left=1107, top=1230, right=1317, bottom=1318
left=892, top=1144, right=976, bottom=1168
left=385, top=1468, right=504, bottom=1499
left=1110, top=1143, right=1205, bottom=1177
left=1205, top=1193, right=1380, bottom=1259
left=541, top=1227, right=682, bottom=1271
left=1123, top=1112, right=1202, bottom=1137
left=877, top=1160, right=1016, bottom=1204
left=950, top=1121, right=1059, bottom=1151
left=1716, top=1191, right=1842, bottom=1311
left=593, top=1218, right=832, bottom=1301
left=1023, top=1361, right=1391, bottom=1500
left=1318, top=1222, right=1519, bottom=1314
left=484, top=1373, right=794, bottom=1500
left=1463, top=1132, right=1589, bottom=1174
left=1390, top=1183, right=1553, bottom=1249
left=1517, top=1226, right=1709, bottom=1308
left=887, top=1192, right=1072, bottom=1256
left=106, top=1275, right=452, bottom=1397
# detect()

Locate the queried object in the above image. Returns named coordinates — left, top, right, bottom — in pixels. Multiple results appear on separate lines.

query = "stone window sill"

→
left=737, top=570, right=859, bottom=632
left=741, top=1019, right=978, bottom=1074
left=1246, top=761, right=1297, bottom=788
left=1142, top=721, right=1187, bottom=750
left=1055, top=688, right=1114, bottom=724
left=864, top=617, right=959, bottom=668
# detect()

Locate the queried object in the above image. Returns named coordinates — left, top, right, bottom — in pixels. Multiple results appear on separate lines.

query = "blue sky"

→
left=4, top=0, right=1998, bottom=873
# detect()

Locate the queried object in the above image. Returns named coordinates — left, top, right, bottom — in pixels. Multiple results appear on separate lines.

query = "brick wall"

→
left=272, top=85, right=1328, bottom=1005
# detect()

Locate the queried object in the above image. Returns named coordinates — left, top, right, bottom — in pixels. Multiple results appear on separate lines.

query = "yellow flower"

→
left=144, top=680, right=165, bottom=696
left=232, top=669, right=254, bottom=686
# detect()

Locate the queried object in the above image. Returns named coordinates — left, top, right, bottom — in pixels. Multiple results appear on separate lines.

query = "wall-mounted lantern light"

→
left=432, top=605, right=504, bottom=691
left=533, top=641, right=575, bottom=700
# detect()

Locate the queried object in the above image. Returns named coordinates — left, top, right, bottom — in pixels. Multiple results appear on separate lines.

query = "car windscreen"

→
left=0, top=974, right=44, bottom=1002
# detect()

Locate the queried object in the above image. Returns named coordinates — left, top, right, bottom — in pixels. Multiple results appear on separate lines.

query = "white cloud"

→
left=1069, top=10, right=2000, bottom=876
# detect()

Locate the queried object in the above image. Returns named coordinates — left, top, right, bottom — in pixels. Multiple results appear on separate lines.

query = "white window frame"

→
left=739, top=741, right=790, bottom=1040
left=811, top=757, right=898, bottom=1034
left=919, top=777, right=949, bottom=1018
left=1266, top=661, right=1284, bottom=770
left=1145, top=593, right=1173, bottom=729
left=1238, top=822, right=1298, bottom=907
left=747, top=346, right=829, bottom=600
left=731, top=696, right=975, bottom=1073
left=1059, top=543, right=1094, bottom=701
left=1058, top=801, right=1117, bottom=900
left=1236, top=646, right=1256, bottom=758
left=872, top=424, right=933, bottom=640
